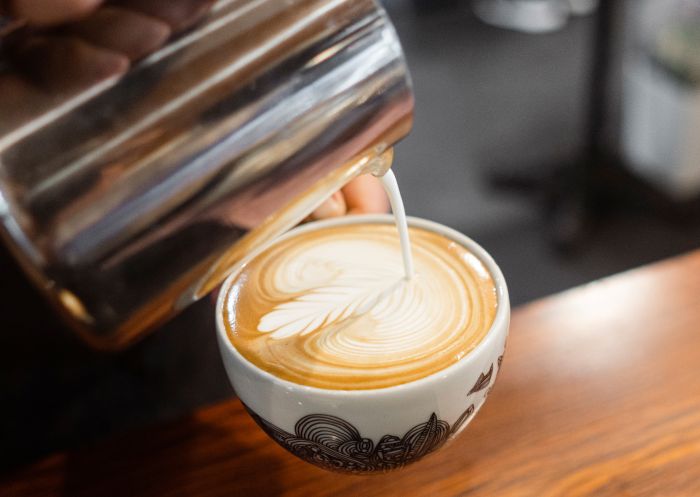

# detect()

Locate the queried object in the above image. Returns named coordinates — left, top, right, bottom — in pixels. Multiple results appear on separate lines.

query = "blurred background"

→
left=388, top=0, right=700, bottom=306
left=2, top=0, right=700, bottom=470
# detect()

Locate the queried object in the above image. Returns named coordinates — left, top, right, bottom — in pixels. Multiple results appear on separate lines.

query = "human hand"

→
left=2, top=0, right=214, bottom=28
left=309, top=174, right=390, bottom=220
left=0, top=0, right=213, bottom=93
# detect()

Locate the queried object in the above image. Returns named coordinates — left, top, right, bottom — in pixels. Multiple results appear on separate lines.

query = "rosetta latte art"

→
left=225, top=224, right=497, bottom=390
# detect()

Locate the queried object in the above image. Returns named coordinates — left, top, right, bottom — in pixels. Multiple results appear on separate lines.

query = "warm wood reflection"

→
left=3, top=250, right=700, bottom=497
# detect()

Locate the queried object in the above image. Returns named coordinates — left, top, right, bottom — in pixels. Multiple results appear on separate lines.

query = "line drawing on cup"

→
left=244, top=359, right=502, bottom=474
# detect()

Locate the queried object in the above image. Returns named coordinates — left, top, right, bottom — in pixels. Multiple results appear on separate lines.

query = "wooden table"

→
left=4, top=250, right=700, bottom=497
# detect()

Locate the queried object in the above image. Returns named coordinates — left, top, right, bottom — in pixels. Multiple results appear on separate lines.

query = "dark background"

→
left=2, top=0, right=699, bottom=470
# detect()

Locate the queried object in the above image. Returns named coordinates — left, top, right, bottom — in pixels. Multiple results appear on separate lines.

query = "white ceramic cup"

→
left=216, top=215, right=510, bottom=474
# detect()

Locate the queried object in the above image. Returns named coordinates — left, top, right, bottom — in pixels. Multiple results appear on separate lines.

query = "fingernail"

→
left=311, top=193, right=346, bottom=220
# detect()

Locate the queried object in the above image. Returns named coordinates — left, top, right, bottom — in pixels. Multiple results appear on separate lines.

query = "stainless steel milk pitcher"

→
left=0, top=0, right=413, bottom=348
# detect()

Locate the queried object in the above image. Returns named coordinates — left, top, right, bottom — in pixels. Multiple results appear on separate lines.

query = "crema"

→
left=224, top=223, right=497, bottom=390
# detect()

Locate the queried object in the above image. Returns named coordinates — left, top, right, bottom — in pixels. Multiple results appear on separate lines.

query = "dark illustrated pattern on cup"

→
left=468, top=364, right=493, bottom=395
left=244, top=355, right=505, bottom=474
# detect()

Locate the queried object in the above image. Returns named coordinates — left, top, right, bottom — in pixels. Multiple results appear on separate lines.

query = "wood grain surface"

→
left=4, top=250, right=700, bottom=497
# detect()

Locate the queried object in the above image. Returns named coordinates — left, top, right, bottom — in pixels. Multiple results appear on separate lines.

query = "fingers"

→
left=309, top=191, right=347, bottom=221
left=64, top=7, right=171, bottom=61
left=308, top=174, right=389, bottom=221
left=1, top=0, right=216, bottom=97
left=7, top=34, right=129, bottom=91
left=0, top=74, right=49, bottom=132
left=2, top=2, right=181, bottom=93
left=342, top=174, right=389, bottom=215
left=117, top=0, right=216, bottom=33
left=3, top=0, right=102, bottom=26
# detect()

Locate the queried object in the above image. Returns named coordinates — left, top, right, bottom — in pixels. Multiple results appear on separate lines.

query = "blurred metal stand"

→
left=489, top=0, right=700, bottom=252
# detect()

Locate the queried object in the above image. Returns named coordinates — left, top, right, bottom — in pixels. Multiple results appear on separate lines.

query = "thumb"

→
left=309, top=191, right=347, bottom=220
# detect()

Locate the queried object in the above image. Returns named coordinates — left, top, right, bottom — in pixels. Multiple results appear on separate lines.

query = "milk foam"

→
left=381, top=169, right=414, bottom=279
left=225, top=224, right=497, bottom=390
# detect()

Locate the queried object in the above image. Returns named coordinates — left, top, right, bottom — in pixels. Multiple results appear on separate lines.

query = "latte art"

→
left=225, top=223, right=497, bottom=389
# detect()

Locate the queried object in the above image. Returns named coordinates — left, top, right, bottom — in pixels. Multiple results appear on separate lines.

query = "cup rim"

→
left=216, top=214, right=509, bottom=396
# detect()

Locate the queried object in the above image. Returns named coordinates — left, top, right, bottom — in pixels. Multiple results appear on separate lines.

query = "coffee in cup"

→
left=217, top=215, right=509, bottom=474
left=224, top=223, right=497, bottom=390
